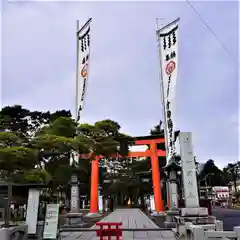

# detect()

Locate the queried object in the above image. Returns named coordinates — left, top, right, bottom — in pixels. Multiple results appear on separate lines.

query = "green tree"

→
left=78, top=119, right=132, bottom=158
left=0, top=106, right=75, bottom=184
left=199, top=159, right=226, bottom=187
left=0, top=132, right=22, bottom=147
left=0, top=146, right=37, bottom=178
left=78, top=120, right=133, bottom=197
left=31, top=117, right=90, bottom=191
left=0, top=106, right=133, bottom=197
left=12, top=168, right=52, bottom=184
left=223, top=162, right=240, bottom=192
left=0, top=131, right=37, bottom=179
left=0, top=105, right=31, bottom=135
left=150, top=121, right=164, bottom=135
left=0, top=105, right=72, bottom=137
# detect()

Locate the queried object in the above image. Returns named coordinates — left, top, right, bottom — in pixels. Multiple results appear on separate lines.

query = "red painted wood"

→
left=96, top=222, right=122, bottom=240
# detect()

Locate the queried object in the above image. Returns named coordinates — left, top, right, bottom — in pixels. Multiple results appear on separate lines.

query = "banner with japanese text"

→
left=76, top=18, right=92, bottom=121
left=157, top=18, right=180, bottom=161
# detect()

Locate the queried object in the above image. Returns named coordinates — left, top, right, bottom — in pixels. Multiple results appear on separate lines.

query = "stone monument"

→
left=176, top=132, right=216, bottom=227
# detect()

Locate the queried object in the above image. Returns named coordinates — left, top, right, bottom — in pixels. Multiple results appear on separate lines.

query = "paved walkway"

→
left=60, top=208, right=175, bottom=240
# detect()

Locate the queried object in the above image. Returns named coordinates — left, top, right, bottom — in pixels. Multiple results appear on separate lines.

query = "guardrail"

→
left=59, top=224, right=240, bottom=240
left=58, top=226, right=175, bottom=240
left=59, top=227, right=173, bottom=232
left=187, top=224, right=240, bottom=240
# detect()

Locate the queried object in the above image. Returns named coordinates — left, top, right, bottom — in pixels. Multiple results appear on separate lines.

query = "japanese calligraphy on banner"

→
left=76, top=18, right=92, bottom=121
left=156, top=18, right=180, bottom=162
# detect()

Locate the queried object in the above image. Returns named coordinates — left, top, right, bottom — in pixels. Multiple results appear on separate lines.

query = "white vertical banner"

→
left=76, top=18, right=92, bottom=121
left=70, top=18, right=92, bottom=213
left=156, top=18, right=180, bottom=162
left=26, top=189, right=40, bottom=235
left=43, top=204, right=59, bottom=239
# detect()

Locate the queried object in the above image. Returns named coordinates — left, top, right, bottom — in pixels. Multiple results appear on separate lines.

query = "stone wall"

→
left=0, top=225, right=28, bottom=240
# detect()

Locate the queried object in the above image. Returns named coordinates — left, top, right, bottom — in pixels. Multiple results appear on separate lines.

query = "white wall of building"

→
left=212, top=186, right=230, bottom=200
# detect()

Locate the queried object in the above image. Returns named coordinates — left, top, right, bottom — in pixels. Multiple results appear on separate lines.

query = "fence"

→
left=0, top=221, right=238, bottom=240
left=58, top=225, right=175, bottom=240
left=59, top=221, right=240, bottom=240
left=186, top=224, right=240, bottom=240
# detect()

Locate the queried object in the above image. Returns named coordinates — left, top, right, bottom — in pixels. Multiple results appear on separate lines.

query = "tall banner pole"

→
left=156, top=18, right=170, bottom=210
left=70, top=18, right=92, bottom=213
left=156, top=17, right=180, bottom=163
left=156, top=18, right=169, bottom=158
left=156, top=18, right=180, bottom=216
left=75, top=20, right=80, bottom=120
left=76, top=17, right=92, bottom=122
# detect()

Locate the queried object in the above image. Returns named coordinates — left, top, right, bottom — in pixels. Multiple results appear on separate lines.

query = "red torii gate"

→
left=89, top=135, right=166, bottom=213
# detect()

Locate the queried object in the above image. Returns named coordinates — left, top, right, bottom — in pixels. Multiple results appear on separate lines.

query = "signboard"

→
left=99, top=194, right=103, bottom=213
left=43, top=204, right=59, bottom=239
left=26, top=189, right=40, bottom=235
left=70, top=183, right=79, bottom=212
left=212, top=186, right=229, bottom=192
left=129, top=145, right=148, bottom=152
left=150, top=195, right=155, bottom=212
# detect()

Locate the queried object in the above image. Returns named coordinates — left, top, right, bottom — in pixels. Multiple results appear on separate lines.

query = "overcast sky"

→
left=1, top=0, right=239, bottom=168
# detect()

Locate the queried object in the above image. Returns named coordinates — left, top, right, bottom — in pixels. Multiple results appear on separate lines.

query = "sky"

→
left=1, top=0, right=239, bottom=169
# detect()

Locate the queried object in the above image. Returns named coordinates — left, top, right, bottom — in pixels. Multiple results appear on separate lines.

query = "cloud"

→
left=2, top=0, right=239, bottom=168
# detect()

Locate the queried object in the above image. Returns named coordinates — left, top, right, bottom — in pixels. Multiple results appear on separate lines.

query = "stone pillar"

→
left=169, top=170, right=179, bottom=209
left=166, top=180, right=170, bottom=209
left=70, top=175, right=80, bottom=213
left=69, top=151, right=80, bottom=213
left=164, top=163, right=180, bottom=228
left=179, top=132, right=199, bottom=208
left=176, top=132, right=215, bottom=226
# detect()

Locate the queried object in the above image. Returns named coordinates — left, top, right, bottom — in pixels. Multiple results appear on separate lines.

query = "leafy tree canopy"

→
left=0, top=105, right=132, bottom=194
left=150, top=121, right=164, bottom=135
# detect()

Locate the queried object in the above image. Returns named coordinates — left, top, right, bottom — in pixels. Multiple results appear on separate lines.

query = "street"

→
left=212, top=207, right=240, bottom=230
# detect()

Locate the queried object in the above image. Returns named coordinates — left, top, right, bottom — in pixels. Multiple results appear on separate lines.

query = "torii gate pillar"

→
left=150, top=140, right=164, bottom=212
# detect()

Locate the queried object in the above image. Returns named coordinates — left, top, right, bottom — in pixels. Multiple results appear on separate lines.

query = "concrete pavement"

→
left=60, top=208, right=175, bottom=240
left=212, top=207, right=240, bottom=231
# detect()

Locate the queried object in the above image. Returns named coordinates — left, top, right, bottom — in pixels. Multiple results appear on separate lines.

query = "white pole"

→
left=76, top=20, right=80, bottom=121
left=156, top=18, right=169, bottom=157
left=70, top=20, right=80, bottom=213
left=156, top=18, right=180, bottom=213
left=156, top=18, right=170, bottom=210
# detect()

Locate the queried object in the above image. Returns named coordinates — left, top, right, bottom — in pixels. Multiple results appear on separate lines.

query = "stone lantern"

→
left=164, top=155, right=181, bottom=228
